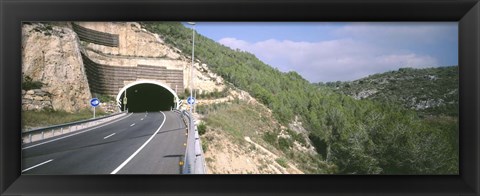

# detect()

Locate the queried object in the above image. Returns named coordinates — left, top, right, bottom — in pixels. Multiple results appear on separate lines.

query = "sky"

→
left=184, top=22, right=458, bottom=83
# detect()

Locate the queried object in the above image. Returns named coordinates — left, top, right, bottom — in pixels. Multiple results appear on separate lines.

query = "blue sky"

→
left=184, top=22, right=458, bottom=83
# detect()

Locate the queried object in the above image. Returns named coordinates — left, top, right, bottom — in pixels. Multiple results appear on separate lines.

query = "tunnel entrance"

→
left=116, top=80, right=179, bottom=112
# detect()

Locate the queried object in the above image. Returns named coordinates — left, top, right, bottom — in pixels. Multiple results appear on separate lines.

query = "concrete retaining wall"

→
left=82, top=53, right=184, bottom=96
left=72, top=23, right=119, bottom=47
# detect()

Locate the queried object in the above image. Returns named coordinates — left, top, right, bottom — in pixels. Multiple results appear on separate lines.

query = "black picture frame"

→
left=1, top=0, right=479, bottom=195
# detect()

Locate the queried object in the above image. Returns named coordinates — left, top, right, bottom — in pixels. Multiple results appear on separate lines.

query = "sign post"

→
left=90, top=98, right=100, bottom=118
left=187, top=96, right=196, bottom=106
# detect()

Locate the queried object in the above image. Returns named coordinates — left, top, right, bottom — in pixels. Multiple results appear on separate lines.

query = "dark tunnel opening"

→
left=119, top=83, right=175, bottom=112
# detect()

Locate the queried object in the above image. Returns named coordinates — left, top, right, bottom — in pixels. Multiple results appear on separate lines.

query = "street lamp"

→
left=188, top=22, right=195, bottom=114
left=185, top=22, right=196, bottom=174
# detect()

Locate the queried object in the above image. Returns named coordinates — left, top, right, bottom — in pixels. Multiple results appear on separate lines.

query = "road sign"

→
left=187, top=96, right=196, bottom=105
left=90, top=98, right=100, bottom=107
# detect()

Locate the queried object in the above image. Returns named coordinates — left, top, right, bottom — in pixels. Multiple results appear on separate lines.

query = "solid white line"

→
left=22, top=113, right=133, bottom=150
left=130, top=123, right=135, bottom=127
left=111, top=112, right=166, bottom=174
left=104, top=133, right=116, bottom=139
left=22, top=159, right=53, bottom=173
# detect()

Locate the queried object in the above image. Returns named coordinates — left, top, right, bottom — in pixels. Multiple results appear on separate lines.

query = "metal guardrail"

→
left=181, top=110, right=206, bottom=174
left=22, top=111, right=126, bottom=143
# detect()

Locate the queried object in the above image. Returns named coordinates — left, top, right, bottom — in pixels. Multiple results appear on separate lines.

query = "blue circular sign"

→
left=90, top=98, right=100, bottom=107
left=187, top=96, right=196, bottom=105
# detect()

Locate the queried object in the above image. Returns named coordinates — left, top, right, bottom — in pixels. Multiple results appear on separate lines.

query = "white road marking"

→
left=103, top=133, right=116, bottom=139
left=130, top=123, right=135, bottom=127
left=111, top=112, right=166, bottom=174
left=141, top=118, right=144, bottom=121
left=22, top=159, right=53, bottom=173
left=22, top=113, right=133, bottom=150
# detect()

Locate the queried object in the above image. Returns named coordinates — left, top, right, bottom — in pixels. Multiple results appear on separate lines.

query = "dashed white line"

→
left=111, top=112, right=166, bottom=174
left=130, top=123, right=135, bottom=127
left=103, top=133, right=116, bottom=139
left=22, top=159, right=53, bottom=173
left=22, top=113, right=133, bottom=150
left=141, top=118, right=144, bottom=121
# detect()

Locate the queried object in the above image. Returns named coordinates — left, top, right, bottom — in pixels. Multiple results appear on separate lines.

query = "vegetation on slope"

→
left=22, top=109, right=107, bottom=131
left=197, top=100, right=333, bottom=174
left=321, top=66, right=458, bottom=117
left=143, top=22, right=458, bottom=174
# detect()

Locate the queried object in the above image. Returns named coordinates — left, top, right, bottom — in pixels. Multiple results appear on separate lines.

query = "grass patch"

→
left=202, top=101, right=275, bottom=142
left=22, top=108, right=107, bottom=131
left=202, top=141, right=208, bottom=152
left=275, top=158, right=289, bottom=168
left=205, top=157, right=214, bottom=163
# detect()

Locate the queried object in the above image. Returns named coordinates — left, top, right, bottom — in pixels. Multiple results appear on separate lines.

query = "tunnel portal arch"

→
left=116, top=80, right=180, bottom=112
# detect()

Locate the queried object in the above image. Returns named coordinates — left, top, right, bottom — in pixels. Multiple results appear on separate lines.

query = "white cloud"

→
left=218, top=37, right=439, bottom=82
left=218, top=37, right=250, bottom=51
left=334, top=23, right=457, bottom=47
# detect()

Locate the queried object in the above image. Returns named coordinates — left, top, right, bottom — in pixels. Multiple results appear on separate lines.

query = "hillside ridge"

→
left=323, top=66, right=458, bottom=117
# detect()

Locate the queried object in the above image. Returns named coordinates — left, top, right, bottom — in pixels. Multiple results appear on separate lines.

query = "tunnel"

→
left=116, top=80, right=179, bottom=113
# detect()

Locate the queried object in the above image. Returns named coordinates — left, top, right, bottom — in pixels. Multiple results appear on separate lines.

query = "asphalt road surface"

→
left=22, top=111, right=188, bottom=174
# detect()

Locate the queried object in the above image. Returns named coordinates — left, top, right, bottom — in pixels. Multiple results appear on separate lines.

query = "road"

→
left=21, top=111, right=188, bottom=174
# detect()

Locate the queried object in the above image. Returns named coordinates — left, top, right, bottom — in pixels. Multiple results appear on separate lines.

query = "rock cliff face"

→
left=22, top=23, right=92, bottom=112
left=22, top=89, right=53, bottom=111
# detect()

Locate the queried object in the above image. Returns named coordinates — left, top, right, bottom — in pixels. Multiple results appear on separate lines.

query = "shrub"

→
left=202, top=141, right=208, bottom=152
left=275, top=158, right=288, bottom=168
left=278, top=137, right=293, bottom=151
left=197, top=122, right=207, bottom=135
left=97, top=94, right=115, bottom=103
left=22, top=76, right=43, bottom=90
left=262, top=132, right=277, bottom=146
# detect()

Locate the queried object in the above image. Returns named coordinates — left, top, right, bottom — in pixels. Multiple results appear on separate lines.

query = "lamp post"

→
left=188, top=22, right=195, bottom=114
left=185, top=22, right=196, bottom=173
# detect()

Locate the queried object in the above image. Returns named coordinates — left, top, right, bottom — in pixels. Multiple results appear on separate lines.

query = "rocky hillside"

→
left=22, top=22, right=92, bottom=112
left=322, top=66, right=458, bottom=117
left=196, top=93, right=330, bottom=174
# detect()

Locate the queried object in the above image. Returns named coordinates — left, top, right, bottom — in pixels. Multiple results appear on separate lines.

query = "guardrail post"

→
left=52, top=129, right=54, bottom=136
left=29, top=134, right=32, bottom=143
left=41, top=131, right=44, bottom=140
